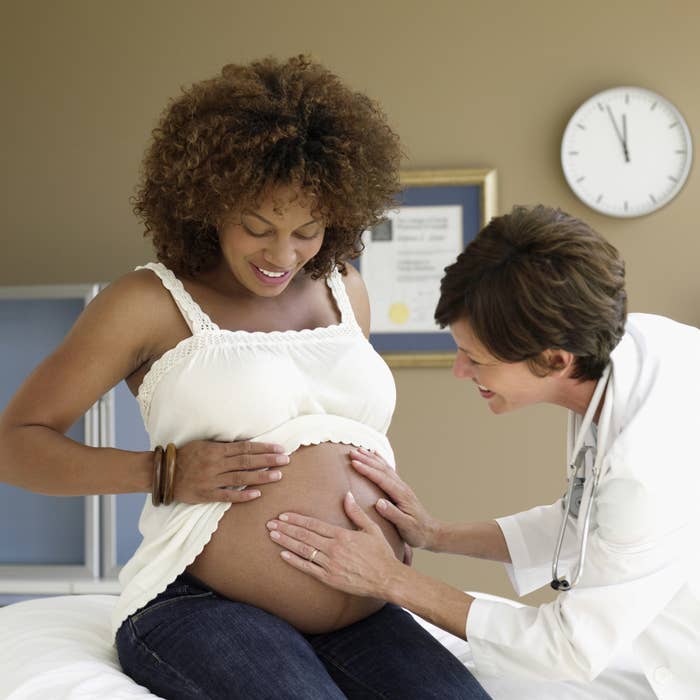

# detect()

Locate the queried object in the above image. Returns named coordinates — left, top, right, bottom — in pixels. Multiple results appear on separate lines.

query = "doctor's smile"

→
left=476, top=383, right=494, bottom=399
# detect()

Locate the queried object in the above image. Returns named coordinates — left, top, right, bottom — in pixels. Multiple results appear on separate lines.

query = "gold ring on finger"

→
left=309, top=548, right=319, bottom=563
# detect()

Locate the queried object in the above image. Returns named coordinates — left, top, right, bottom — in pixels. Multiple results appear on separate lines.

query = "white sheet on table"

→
left=0, top=594, right=159, bottom=699
left=0, top=592, right=653, bottom=699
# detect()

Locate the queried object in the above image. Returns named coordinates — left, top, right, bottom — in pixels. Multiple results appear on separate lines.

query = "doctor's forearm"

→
left=430, top=520, right=511, bottom=563
left=387, top=565, right=474, bottom=641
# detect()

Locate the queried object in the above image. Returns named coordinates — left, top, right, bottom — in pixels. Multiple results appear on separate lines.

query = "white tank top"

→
left=111, top=262, right=397, bottom=636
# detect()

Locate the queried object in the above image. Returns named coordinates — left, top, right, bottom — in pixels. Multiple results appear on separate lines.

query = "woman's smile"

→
left=249, top=262, right=293, bottom=286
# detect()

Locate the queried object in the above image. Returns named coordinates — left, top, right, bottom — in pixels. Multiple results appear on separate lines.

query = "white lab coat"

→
left=466, top=314, right=700, bottom=699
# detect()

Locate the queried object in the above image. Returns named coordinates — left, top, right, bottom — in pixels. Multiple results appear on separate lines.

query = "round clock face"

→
left=561, top=87, right=693, bottom=217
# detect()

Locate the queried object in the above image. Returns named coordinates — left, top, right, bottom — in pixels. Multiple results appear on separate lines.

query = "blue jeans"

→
left=116, top=571, right=490, bottom=699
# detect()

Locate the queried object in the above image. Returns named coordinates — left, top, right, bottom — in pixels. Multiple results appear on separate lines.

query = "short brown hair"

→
left=435, top=205, right=627, bottom=380
left=133, top=55, right=402, bottom=278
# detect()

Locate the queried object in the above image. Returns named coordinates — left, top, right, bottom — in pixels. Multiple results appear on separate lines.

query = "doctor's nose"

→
left=453, top=352, right=475, bottom=380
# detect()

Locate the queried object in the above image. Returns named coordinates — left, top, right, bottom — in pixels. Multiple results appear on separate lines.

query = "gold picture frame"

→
left=358, top=168, right=497, bottom=368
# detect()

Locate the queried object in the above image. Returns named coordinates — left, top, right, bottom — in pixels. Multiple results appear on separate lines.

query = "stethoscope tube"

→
left=551, top=364, right=612, bottom=592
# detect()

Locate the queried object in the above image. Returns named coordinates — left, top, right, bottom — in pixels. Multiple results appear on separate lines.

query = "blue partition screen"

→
left=0, top=298, right=86, bottom=565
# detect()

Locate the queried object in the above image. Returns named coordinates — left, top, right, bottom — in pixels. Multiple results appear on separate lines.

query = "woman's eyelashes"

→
left=241, top=222, right=321, bottom=240
left=241, top=224, right=272, bottom=238
left=294, top=229, right=322, bottom=240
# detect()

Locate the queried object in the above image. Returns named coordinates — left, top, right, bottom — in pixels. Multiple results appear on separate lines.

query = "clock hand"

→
left=606, top=105, right=629, bottom=162
left=622, top=113, right=630, bottom=162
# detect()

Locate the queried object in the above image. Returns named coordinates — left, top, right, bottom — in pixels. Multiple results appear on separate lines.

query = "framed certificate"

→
left=356, top=168, right=497, bottom=367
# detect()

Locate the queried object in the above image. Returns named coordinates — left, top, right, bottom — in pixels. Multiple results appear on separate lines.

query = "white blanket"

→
left=0, top=593, right=651, bottom=699
left=0, top=595, right=156, bottom=699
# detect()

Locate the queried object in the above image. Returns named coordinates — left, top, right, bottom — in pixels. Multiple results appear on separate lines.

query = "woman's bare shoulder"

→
left=71, top=267, right=188, bottom=366
left=101, top=266, right=168, bottom=304
left=339, top=263, right=370, bottom=337
left=93, top=267, right=183, bottom=325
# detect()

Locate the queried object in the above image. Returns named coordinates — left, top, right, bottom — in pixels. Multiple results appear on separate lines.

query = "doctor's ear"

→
left=541, top=349, right=576, bottom=375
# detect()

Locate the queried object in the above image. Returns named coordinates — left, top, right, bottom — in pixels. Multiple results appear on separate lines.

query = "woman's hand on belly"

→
left=267, top=491, right=406, bottom=601
left=173, top=439, right=289, bottom=504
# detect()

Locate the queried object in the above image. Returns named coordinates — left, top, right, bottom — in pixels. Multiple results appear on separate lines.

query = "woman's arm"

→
left=0, top=271, right=287, bottom=501
left=0, top=272, right=160, bottom=495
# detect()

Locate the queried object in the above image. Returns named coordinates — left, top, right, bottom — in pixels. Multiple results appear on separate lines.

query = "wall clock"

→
left=561, top=86, right=692, bottom=217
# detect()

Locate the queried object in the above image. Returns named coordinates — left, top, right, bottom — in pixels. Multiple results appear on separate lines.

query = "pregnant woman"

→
left=0, top=56, right=489, bottom=699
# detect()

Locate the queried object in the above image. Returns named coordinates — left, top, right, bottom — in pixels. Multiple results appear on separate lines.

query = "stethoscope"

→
left=551, top=364, right=612, bottom=592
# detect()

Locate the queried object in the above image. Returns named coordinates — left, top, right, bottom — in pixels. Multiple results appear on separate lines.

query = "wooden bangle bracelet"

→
left=151, top=446, right=164, bottom=506
left=163, top=443, right=177, bottom=506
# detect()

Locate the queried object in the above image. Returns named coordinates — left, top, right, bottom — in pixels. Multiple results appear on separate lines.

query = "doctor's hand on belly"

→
left=170, top=439, right=290, bottom=504
left=267, top=448, right=438, bottom=599
left=349, top=448, right=441, bottom=550
left=267, top=490, right=407, bottom=600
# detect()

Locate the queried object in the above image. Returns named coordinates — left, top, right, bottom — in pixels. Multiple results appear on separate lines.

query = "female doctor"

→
left=265, top=205, right=700, bottom=699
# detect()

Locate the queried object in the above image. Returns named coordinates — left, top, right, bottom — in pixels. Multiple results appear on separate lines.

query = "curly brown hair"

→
left=435, top=205, right=627, bottom=381
left=132, top=55, right=403, bottom=278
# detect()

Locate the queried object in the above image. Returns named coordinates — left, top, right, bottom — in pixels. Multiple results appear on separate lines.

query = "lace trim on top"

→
left=135, top=262, right=220, bottom=334
left=134, top=262, right=363, bottom=423
left=326, top=264, right=361, bottom=331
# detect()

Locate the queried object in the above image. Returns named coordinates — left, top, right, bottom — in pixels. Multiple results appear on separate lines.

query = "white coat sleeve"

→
left=496, top=499, right=579, bottom=596
left=469, top=477, right=690, bottom=682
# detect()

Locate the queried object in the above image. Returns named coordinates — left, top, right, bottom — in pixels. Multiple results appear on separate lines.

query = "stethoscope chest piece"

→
left=570, top=481, right=584, bottom=519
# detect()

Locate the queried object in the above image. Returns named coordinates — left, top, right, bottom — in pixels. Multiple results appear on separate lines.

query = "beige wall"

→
left=3, top=1, right=699, bottom=605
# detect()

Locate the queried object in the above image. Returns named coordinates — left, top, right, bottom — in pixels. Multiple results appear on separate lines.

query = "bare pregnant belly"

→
left=186, top=442, right=404, bottom=633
